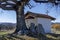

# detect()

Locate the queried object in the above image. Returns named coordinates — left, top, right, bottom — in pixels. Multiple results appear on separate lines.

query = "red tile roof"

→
left=25, top=11, right=56, bottom=20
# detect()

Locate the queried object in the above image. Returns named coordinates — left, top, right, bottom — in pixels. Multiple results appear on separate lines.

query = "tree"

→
left=0, top=0, right=60, bottom=35
left=13, top=0, right=30, bottom=34
left=0, top=0, right=30, bottom=34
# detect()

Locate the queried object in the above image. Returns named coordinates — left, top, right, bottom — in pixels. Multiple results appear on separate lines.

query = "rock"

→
left=36, top=24, right=45, bottom=35
left=18, top=23, right=45, bottom=36
left=28, top=23, right=37, bottom=36
left=18, top=29, right=29, bottom=35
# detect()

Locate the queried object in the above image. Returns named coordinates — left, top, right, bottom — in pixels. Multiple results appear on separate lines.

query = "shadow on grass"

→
left=0, top=33, right=60, bottom=40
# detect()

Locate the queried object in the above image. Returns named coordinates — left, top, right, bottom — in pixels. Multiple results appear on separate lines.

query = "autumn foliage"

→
left=52, top=23, right=60, bottom=30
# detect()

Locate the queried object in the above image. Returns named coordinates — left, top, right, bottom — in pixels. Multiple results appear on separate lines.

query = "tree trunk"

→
left=14, top=2, right=27, bottom=34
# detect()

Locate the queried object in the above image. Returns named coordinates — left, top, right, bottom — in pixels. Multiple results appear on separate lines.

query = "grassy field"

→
left=0, top=30, right=60, bottom=40
left=0, top=30, right=39, bottom=40
left=0, top=30, right=15, bottom=35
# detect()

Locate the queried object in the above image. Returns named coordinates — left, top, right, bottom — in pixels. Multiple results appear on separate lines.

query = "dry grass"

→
left=0, top=35, right=38, bottom=40
left=0, top=31, right=38, bottom=40
left=46, top=34, right=60, bottom=40
left=15, top=35, right=38, bottom=40
left=0, top=30, right=60, bottom=40
left=0, top=30, right=15, bottom=35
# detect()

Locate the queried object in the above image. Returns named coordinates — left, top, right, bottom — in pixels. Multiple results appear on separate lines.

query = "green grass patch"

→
left=0, top=30, right=15, bottom=35
left=0, top=31, right=9, bottom=35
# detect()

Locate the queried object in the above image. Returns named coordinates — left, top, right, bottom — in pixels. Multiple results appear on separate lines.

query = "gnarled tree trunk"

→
left=14, top=2, right=27, bottom=34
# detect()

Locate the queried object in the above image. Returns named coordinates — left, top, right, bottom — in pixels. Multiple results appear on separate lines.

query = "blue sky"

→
left=0, top=9, right=16, bottom=23
left=0, top=0, right=60, bottom=23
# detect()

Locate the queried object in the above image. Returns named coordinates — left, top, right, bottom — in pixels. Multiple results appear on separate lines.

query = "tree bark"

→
left=14, top=2, right=27, bottom=34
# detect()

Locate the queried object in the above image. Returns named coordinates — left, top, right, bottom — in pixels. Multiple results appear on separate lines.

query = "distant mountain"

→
left=52, top=22, right=60, bottom=24
left=0, top=23, right=16, bottom=27
left=0, top=23, right=16, bottom=30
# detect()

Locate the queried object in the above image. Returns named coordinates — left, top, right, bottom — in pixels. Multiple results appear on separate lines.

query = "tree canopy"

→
left=0, top=0, right=60, bottom=10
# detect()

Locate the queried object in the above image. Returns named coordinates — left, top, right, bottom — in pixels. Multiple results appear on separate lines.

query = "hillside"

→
left=51, top=23, right=60, bottom=34
left=52, top=23, right=60, bottom=29
left=0, top=23, right=16, bottom=31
